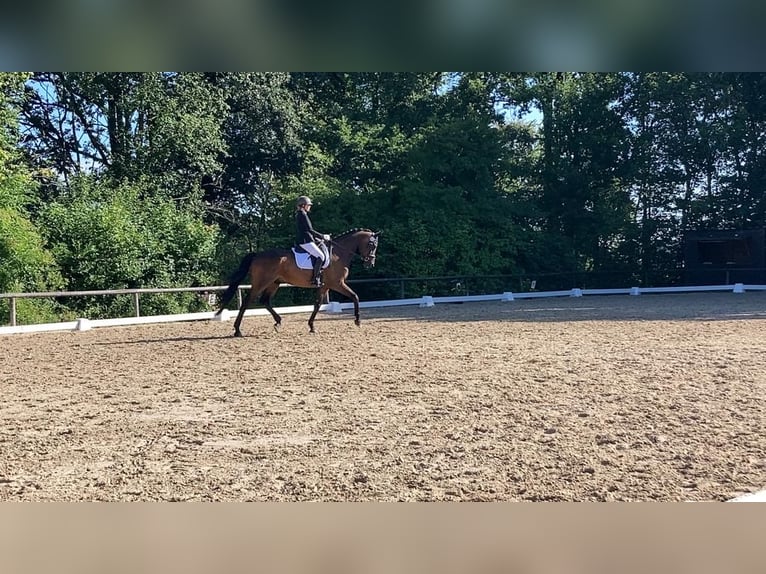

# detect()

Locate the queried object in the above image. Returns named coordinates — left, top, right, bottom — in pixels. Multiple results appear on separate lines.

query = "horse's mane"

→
left=334, top=228, right=372, bottom=239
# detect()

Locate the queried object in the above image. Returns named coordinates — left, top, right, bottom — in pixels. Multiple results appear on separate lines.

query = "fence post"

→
left=400, top=280, right=405, bottom=299
left=133, top=292, right=140, bottom=317
left=10, top=297, right=16, bottom=326
left=237, top=288, right=243, bottom=308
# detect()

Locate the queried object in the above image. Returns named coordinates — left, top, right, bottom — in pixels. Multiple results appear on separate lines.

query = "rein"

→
left=327, top=237, right=361, bottom=262
left=327, top=229, right=374, bottom=264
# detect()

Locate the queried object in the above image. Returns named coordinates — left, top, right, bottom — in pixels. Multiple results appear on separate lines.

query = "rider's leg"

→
left=300, top=242, right=325, bottom=286
left=311, top=256, right=323, bottom=286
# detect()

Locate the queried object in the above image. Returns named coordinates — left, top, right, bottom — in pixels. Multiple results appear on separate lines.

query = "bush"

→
left=0, top=208, right=65, bottom=325
left=0, top=298, right=73, bottom=326
left=39, top=177, right=220, bottom=319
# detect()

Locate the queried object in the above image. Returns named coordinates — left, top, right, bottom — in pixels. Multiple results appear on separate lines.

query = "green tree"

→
left=714, top=73, right=766, bottom=228
left=0, top=73, right=64, bottom=324
left=286, top=73, right=535, bottom=291
left=503, top=73, right=635, bottom=278
left=38, top=176, right=220, bottom=318
left=21, top=73, right=228, bottom=191
left=202, top=72, right=305, bottom=258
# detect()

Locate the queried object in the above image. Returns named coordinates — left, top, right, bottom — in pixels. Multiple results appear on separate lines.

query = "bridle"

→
left=362, top=234, right=378, bottom=265
left=328, top=232, right=378, bottom=266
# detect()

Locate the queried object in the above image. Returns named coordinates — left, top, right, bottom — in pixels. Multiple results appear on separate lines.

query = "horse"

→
left=214, top=228, right=381, bottom=336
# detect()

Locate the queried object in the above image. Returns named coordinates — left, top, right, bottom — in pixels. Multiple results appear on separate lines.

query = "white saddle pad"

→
left=292, top=249, right=331, bottom=270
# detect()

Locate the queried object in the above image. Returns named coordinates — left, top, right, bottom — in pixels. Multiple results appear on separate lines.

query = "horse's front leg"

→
left=352, top=295, right=360, bottom=327
left=331, top=281, right=361, bottom=327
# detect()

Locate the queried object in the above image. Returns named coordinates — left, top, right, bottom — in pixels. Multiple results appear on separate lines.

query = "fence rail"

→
left=4, top=267, right=766, bottom=328
left=2, top=281, right=766, bottom=336
left=1, top=285, right=231, bottom=327
left=0, top=270, right=681, bottom=327
left=1, top=274, right=531, bottom=327
left=2, top=276, right=530, bottom=327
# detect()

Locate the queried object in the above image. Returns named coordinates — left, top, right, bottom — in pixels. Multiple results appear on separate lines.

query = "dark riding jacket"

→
left=295, top=209, right=325, bottom=244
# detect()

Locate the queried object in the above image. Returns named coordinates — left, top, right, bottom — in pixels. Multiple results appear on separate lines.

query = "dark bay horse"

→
left=214, top=228, right=381, bottom=336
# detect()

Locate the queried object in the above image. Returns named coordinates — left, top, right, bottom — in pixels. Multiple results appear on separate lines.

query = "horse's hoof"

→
left=273, top=323, right=281, bottom=332
left=233, top=331, right=243, bottom=338
left=355, top=319, right=361, bottom=327
left=309, top=328, right=316, bottom=334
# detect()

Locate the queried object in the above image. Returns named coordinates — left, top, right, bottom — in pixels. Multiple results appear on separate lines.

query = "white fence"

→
left=2, top=282, right=765, bottom=336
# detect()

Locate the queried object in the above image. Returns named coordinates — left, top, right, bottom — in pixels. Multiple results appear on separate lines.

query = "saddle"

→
left=292, top=242, right=332, bottom=270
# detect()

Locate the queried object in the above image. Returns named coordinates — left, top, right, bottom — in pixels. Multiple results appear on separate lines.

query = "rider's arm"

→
left=305, top=214, right=325, bottom=241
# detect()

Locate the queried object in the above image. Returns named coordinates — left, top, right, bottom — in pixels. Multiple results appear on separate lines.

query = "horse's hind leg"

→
left=233, top=285, right=258, bottom=337
left=308, top=287, right=329, bottom=333
left=259, top=282, right=282, bottom=331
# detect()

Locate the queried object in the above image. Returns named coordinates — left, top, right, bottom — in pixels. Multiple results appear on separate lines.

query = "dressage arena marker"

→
left=213, top=309, right=231, bottom=321
left=327, top=301, right=343, bottom=313
left=730, top=490, right=766, bottom=502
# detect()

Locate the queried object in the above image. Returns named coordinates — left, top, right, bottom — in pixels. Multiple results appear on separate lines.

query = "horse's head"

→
left=360, top=230, right=381, bottom=268
left=333, top=228, right=381, bottom=268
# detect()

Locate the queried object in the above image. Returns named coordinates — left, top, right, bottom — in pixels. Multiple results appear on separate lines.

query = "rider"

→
left=295, top=195, right=330, bottom=286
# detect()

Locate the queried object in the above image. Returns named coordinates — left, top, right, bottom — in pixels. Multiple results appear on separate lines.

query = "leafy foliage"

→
left=0, top=73, right=65, bottom=323
left=5, top=72, right=766, bottom=323
left=38, top=177, right=219, bottom=317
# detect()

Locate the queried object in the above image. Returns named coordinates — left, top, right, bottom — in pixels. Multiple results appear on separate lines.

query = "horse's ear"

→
left=375, top=230, right=383, bottom=236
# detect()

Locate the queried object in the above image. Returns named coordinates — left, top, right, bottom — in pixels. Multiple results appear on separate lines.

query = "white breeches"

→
left=300, top=241, right=326, bottom=262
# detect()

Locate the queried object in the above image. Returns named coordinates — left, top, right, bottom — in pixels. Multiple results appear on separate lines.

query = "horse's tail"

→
left=215, top=253, right=257, bottom=315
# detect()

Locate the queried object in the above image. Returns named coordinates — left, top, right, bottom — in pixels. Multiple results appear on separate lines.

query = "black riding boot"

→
left=311, top=257, right=323, bottom=286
